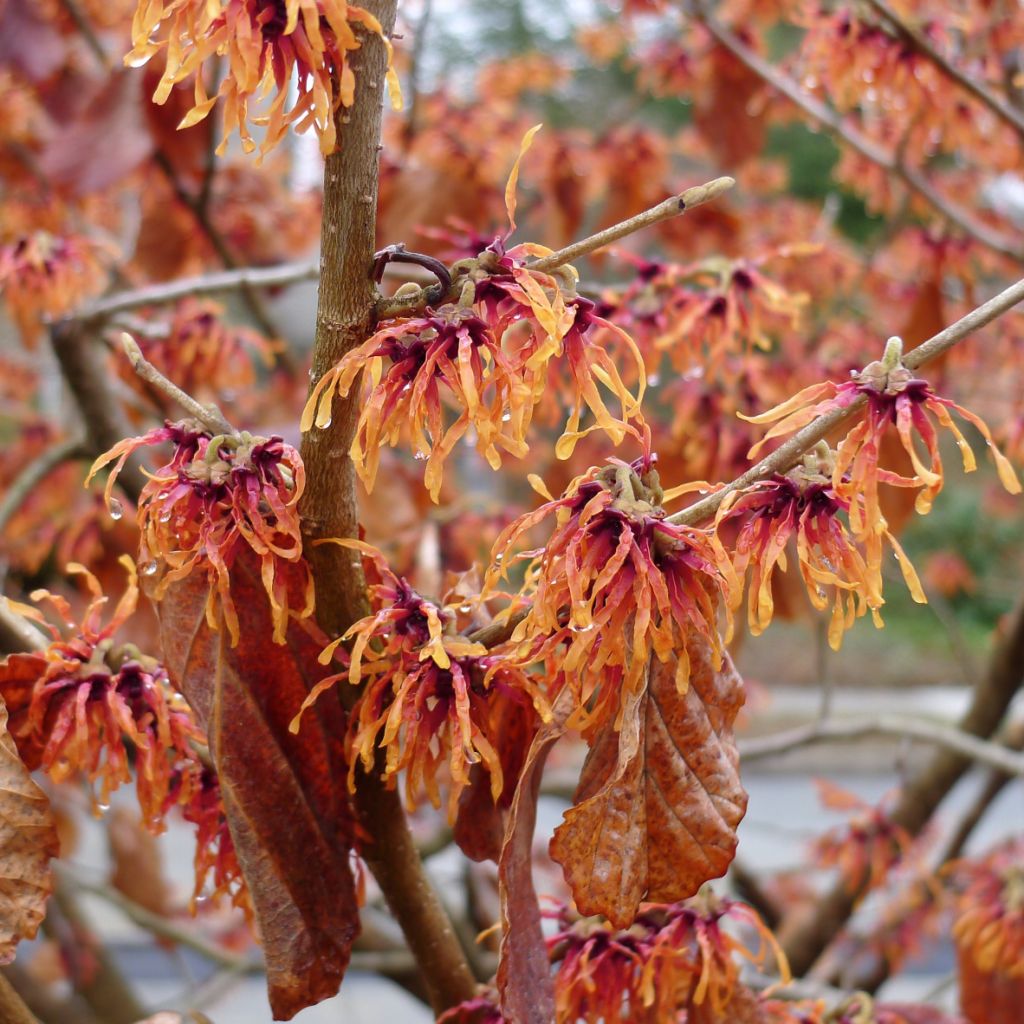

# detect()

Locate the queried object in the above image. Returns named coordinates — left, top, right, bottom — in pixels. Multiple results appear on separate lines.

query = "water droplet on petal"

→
left=494, top=552, right=504, bottom=563
left=108, top=499, right=124, bottom=521
left=459, top=603, right=472, bottom=614
left=142, top=560, right=159, bottom=576
left=502, top=412, right=512, bottom=422
left=413, top=451, right=428, bottom=461
left=648, top=374, right=661, bottom=387
left=96, top=801, right=110, bottom=813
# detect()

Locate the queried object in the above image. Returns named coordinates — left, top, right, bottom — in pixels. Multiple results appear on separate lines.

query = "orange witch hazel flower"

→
left=717, top=442, right=922, bottom=650
left=290, top=540, right=549, bottom=817
left=302, top=304, right=534, bottom=503
left=489, top=446, right=734, bottom=734
left=0, top=231, right=111, bottom=346
left=127, top=0, right=402, bottom=158
left=547, top=894, right=787, bottom=1023
left=744, top=337, right=1021, bottom=543
left=87, top=420, right=312, bottom=645
left=0, top=559, right=202, bottom=824
left=951, top=837, right=1024, bottom=980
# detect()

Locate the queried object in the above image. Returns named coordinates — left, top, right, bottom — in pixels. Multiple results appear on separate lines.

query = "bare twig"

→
left=119, top=332, right=234, bottom=435
left=529, top=176, right=736, bottom=272
left=58, top=0, right=110, bottom=70
left=668, top=275, right=1024, bottom=526
left=80, top=260, right=320, bottom=322
left=739, top=714, right=1024, bottom=775
left=0, top=973, right=42, bottom=1024
left=377, top=175, right=736, bottom=318
left=0, top=600, right=48, bottom=655
left=687, top=1, right=1023, bottom=261
left=864, top=0, right=1024, bottom=141
left=0, top=438, right=86, bottom=536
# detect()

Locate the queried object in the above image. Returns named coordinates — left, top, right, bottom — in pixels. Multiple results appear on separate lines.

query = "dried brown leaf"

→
left=0, top=698, right=60, bottom=963
left=550, top=637, right=747, bottom=928
left=151, top=550, right=359, bottom=1021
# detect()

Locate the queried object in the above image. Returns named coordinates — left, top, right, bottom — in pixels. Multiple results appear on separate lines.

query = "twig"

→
left=529, top=176, right=736, bottom=272
left=687, top=1, right=1022, bottom=261
left=780, top=594, right=1024, bottom=974
left=0, top=600, right=48, bottom=655
left=58, top=0, right=110, bottom=70
left=739, top=714, right=1024, bottom=775
left=864, top=0, right=1024, bottom=141
left=0, top=973, right=42, bottom=1024
left=401, top=0, right=434, bottom=149
left=667, top=275, right=1024, bottom=526
left=49, top=320, right=147, bottom=500
left=378, top=176, right=736, bottom=318
left=80, top=260, right=320, bottom=322
left=152, top=150, right=285, bottom=344
left=0, top=438, right=87, bottom=535
left=118, top=332, right=235, bottom=435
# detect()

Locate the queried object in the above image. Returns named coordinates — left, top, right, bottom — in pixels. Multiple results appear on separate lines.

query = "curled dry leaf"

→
left=0, top=698, right=60, bottom=963
left=550, top=635, right=747, bottom=928
left=496, top=690, right=575, bottom=1024
left=150, top=549, right=359, bottom=1021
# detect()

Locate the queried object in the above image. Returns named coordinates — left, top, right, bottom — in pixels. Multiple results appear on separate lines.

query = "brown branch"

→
left=0, top=438, right=87, bottom=536
left=738, top=714, right=1024, bottom=775
left=687, top=1, right=1023, bottom=261
left=80, top=260, right=321, bottom=322
left=864, top=0, right=1024, bottom=141
left=779, top=594, right=1024, bottom=975
left=377, top=175, right=736, bottom=318
left=50, top=320, right=147, bottom=501
left=152, top=149, right=285, bottom=343
left=58, top=0, right=110, bottom=71
left=297, top=1, right=476, bottom=1014
left=0, top=973, right=43, bottom=1024
left=529, top=175, right=735, bottom=272
left=119, top=332, right=234, bottom=435
left=667, top=275, right=1024, bottom=526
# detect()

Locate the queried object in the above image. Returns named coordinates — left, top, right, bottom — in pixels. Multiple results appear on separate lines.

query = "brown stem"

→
left=0, top=973, right=42, bottom=1024
left=297, top=1, right=476, bottom=1013
left=49, top=320, right=146, bottom=501
left=0, top=438, right=86, bottom=536
left=864, top=0, right=1024, bottom=141
left=779, top=596, right=1024, bottom=975
left=686, top=1, right=1022, bottom=261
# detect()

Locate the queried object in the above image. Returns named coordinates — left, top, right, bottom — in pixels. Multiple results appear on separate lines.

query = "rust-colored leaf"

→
left=0, top=697, right=60, bottom=963
left=550, top=637, right=747, bottom=928
left=151, top=550, right=359, bottom=1021
left=958, top=944, right=1023, bottom=1024
left=496, top=691, right=574, bottom=1024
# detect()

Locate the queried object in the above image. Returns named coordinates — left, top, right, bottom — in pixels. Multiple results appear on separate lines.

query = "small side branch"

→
left=0, top=437, right=87, bottom=535
left=864, top=0, right=1024, bottom=142
left=119, top=332, right=235, bottom=435
left=529, top=176, right=735, bottom=272
left=688, top=1, right=1022, bottom=261
left=739, top=715, right=1024, bottom=776
left=378, top=175, right=735, bottom=319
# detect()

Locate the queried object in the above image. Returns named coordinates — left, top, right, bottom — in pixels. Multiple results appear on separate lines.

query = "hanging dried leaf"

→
left=0, top=698, right=60, bottom=962
left=496, top=691, right=574, bottom=1024
left=150, top=550, right=359, bottom=1021
left=550, top=637, right=746, bottom=928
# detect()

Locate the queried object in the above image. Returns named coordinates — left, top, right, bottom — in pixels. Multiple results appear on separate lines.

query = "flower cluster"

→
left=717, top=444, right=923, bottom=649
left=0, top=231, right=110, bottom=346
left=119, top=299, right=277, bottom=400
left=304, top=241, right=645, bottom=500
left=489, top=450, right=734, bottom=734
left=88, top=421, right=312, bottom=644
left=547, top=895, right=786, bottom=1023
left=743, top=338, right=1020, bottom=596
left=810, top=781, right=913, bottom=896
left=603, top=251, right=808, bottom=379
left=951, top=838, right=1024, bottom=980
left=290, top=540, right=549, bottom=817
left=127, top=0, right=401, bottom=158
left=0, top=562, right=248, bottom=915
